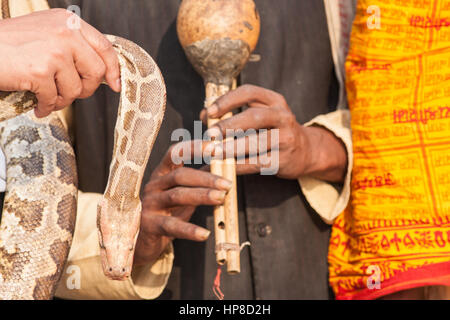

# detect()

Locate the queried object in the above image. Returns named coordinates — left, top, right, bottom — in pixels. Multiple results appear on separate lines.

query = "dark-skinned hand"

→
left=200, top=84, right=348, bottom=182
left=133, top=141, right=231, bottom=266
left=134, top=85, right=348, bottom=266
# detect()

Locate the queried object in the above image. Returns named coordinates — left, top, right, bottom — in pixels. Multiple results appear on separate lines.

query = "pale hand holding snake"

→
left=0, top=3, right=166, bottom=299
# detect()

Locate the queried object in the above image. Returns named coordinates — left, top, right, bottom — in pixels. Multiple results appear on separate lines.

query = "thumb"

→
left=78, top=20, right=121, bottom=92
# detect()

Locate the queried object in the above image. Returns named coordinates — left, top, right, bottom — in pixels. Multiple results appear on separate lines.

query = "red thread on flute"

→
left=213, top=266, right=224, bottom=300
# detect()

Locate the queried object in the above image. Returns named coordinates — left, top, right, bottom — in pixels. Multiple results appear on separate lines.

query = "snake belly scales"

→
left=0, top=6, right=166, bottom=299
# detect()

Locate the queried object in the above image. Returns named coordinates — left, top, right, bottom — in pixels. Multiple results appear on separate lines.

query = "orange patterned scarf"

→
left=329, top=0, right=450, bottom=299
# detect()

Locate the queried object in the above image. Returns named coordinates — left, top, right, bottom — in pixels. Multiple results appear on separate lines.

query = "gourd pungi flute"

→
left=177, top=0, right=261, bottom=274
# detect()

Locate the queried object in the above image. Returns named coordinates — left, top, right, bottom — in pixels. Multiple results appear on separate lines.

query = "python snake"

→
left=0, top=3, right=166, bottom=299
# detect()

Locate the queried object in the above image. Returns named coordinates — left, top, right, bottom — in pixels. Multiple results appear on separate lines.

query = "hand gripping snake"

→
left=0, top=6, right=166, bottom=299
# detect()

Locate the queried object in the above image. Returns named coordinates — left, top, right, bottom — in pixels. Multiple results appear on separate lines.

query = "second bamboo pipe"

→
left=206, top=81, right=239, bottom=272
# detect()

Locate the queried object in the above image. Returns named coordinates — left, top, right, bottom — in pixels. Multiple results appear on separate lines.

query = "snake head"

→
left=97, top=198, right=141, bottom=281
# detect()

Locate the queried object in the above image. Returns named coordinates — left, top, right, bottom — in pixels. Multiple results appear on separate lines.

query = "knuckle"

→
left=91, top=62, right=107, bottom=79
left=54, top=98, right=66, bottom=109
left=239, top=84, right=255, bottom=93
left=49, top=8, right=71, bottom=21
left=49, top=46, right=66, bottom=61
left=74, top=82, right=83, bottom=97
left=39, top=103, right=56, bottom=114
left=270, top=91, right=287, bottom=107
left=51, top=7, right=69, bottom=16
left=46, top=99, right=58, bottom=110
left=48, top=94, right=58, bottom=105
left=96, top=36, right=114, bottom=53
left=276, top=93, right=287, bottom=105
left=167, top=190, right=176, bottom=203
left=214, top=120, right=228, bottom=136
left=281, top=130, right=296, bottom=146
left=57, top=82, right=81, bottom=104
left=31, top=64, right=51, bottom=79
left=158, top=218, right=170, bottom=235
left=251, top=108, right=265, bottom=123
left=144, top=183, right=154, bottom=194
left=167, top=189, right=180, bottom=203
left=209, top=175, right=220, bottom=188
left=206, top=189, right=220, bottom=202
left=171, top=168, right=183, bottom=185
left=55, top=25, right=73, bottom=39
left=18, top=79, right=33, bottom=92
left=54, top=8, right=78, bottom=26
left=205, top=190, right=214, bottom=202
left=142, top=195, right=156, bottom=209
left=280, top=109, right=296, bottom=126
left=238, top=84, right=257, bottom=97
left=69, top=82, right=83, bottom=100
left=185, top=224, right=196, bottom=236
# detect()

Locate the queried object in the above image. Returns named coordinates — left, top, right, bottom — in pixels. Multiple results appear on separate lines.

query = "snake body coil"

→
left=0, top=7, right=166, bottom=299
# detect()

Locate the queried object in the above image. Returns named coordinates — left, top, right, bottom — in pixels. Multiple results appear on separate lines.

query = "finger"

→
left=207, top=84, right=288, bottom=119
left=200, top=164, right=211, bottom=172
left=34, top=78, right=58, bottom=118
left=147, top=167, right=232, bottom=192
left=151, top=140, right=216, bottom=178
left=200, top=108, right=208, bottom=125
left=79, top=20, right=120, bottom=92
left=54, top=61, right=83, bottom=108
left=235, top=150, right=280, bottom=176
left=216, top=130, right=279, bottom=160
left=170, top=205, right=196, bottom=222
left=147, top=215, right=210, bottom=241
left=143, top=187, right=226, bottom=210
left=211, top=106, right=283, bottom=136
left=200, top=103, right=267, bottom=124
left=72, top=38, right=107, bottom=98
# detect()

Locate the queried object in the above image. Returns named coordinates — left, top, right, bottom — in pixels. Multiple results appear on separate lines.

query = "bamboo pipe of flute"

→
left=205, top=80, right=240, bottom=273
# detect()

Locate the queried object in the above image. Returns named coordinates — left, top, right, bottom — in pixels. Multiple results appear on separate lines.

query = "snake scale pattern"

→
left=0, top=3, right=166, bottom=299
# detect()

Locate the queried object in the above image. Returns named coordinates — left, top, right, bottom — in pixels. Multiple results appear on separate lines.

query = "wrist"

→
left=302, top=125, right=348, bottom=183
left=133, top=233, right=171, bottom=267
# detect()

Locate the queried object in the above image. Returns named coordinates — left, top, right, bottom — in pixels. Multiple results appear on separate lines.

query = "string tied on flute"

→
left=212, top=241, right=251, bottom=300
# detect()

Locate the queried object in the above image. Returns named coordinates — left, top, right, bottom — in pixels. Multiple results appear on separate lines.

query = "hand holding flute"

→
left=177, top=0, right=260, bottom=274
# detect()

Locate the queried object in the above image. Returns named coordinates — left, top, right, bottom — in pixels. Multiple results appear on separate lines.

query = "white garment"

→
left=0, top=149, right=6, bottom=192
left=323, top=0, right=357, bottom=109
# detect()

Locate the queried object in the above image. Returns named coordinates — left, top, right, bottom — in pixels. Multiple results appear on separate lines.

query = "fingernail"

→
left=200, top=109, right=207, bottom=121
left=210, top=190, right=226, bottom=202
left=34, top=108, right=47, bottom=119
left=196, top=228, right=211, bottom=240
left=207, top=104, right=219, bottom=117
left=217, top=179, right=232, bottom=190
left=34, top=108, right=42, bottom=118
